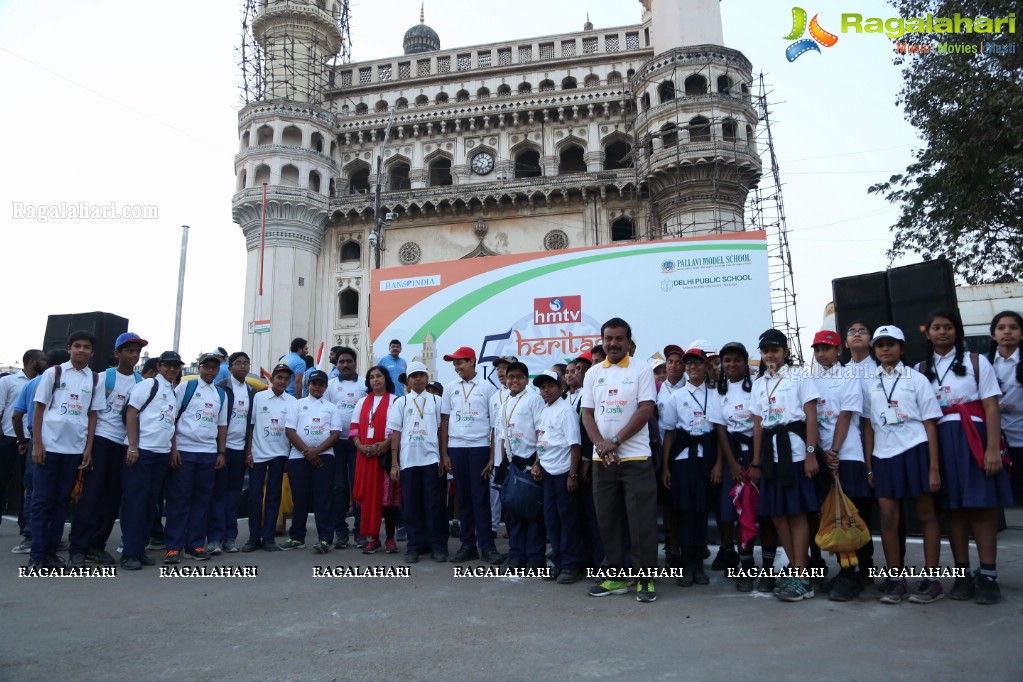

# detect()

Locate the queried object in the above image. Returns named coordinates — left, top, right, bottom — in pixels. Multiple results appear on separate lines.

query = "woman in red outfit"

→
left=350, top=366, right=402, bottom=553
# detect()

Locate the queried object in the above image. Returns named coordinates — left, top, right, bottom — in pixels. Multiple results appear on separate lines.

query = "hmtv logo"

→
left=533, top=296, right=582, bottom=325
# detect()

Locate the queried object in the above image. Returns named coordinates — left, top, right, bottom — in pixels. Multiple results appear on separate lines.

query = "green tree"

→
left=868, top=0, right=1023, bottom=283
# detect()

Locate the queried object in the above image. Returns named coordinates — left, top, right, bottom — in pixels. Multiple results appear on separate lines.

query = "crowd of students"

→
left=0, top=307, right=1018, bottom=607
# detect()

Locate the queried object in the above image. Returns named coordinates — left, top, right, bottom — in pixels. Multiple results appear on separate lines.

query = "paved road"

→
left=2, top=513, right=1020, bottom=682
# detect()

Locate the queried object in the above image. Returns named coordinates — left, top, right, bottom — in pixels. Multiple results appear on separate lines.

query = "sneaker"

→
left=69, top=553, right=87, bottom=568
left=205, top=540, right=223, bottom=556
left=119, top=556, right=142, bottom=571
left=43, top=555, right=67, bottom=569
left=676, top=570, right=694, bottom=588
left=315, top=540, right=331, bottom=554
left=949, top=574, right=977, bottom=601
left=879, top=579, right=908, bottom=604
left=974, top=574, right=1001, bottom=605
left=355, top=536, right=369, bottom=549
left=636, top=579, right=657, bottom=602
left=557, top=569, right=582, bottom=585
left=776, top=579, right=815, bottom=602
left=262, top=542, right=281, bottom=552
left=757, top=576, right=776, bottom=593
left=828, top=574, right=862, bottom=602
left=184, top=547, right=210, bottom=561
left=588, top=579, right=629, bottom=597
left=711, top=546, right=739, bottom=571
left=691, top=562, right=709, bottom=585
left=362, top=539, right=382, bottom=554
left=482, top=548, right=505, bottom=565
left=222, top=538, right=240, bottom=553
left=405, top=551, right=420, bottom=564
left=395, top=526, right=407, bottom=542
left=735, top=575, right=755, bottom=593
left=279, top=539, right=305, bottom=551
left=432, top=550, right=448, bottom=563
left=333, top=534, right=349, bottom=549
left=139, top=553, right=156, bottom=566
left=384, top=539, right=398, bottom=553
left=11, top=541, right=31, bottom=554
left=163, top=550, right=181, bottom=564
left=86, top=549, right=116, bottom=565
left=147, top=537, right=166, bottom=551
left=908, top=579, right=944, bottom=604
left=241, top=539, right=262, bottom=553
left=451, top=546, right=479, bottom=563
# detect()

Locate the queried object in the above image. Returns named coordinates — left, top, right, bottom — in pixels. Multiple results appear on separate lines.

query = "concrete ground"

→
left=2, top=511, right=1021, bottom=682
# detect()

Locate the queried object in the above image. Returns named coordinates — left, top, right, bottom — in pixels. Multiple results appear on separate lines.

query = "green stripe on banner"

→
left=408, top=242, right=766, bottom=343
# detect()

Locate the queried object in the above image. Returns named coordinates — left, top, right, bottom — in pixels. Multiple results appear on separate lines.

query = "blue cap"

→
left=307, top=369, right=329, bottom=384
left=115, top=332, right=148, bottom=350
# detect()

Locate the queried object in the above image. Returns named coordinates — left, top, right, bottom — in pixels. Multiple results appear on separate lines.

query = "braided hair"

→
left=988, top=310, right=1023, bottom=385
left=922, top=309, right=967, bottom=381
left=717, top=347, right=753, bottom=395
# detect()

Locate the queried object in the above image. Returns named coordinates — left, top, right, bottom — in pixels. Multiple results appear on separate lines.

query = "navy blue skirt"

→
left=938, top=421, right=1014, bottom=509
left=873, top=442, right=931, bottom=500
left=669, top=455, right=710, bottom=512
left=838, top=459, right=872, bottom=499
left=757, top=460, right=819, bottom=517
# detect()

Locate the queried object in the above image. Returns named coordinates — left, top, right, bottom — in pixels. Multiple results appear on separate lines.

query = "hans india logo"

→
left=784, top=7, right=839, bottom=62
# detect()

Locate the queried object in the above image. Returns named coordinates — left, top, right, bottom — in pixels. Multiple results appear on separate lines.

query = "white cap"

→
left=689, top=339, right=719, bottom=356
left=399, top=361, right=430, bottom=384
left=871, top=325, right=906, bottom=346
left=532, top=369, right=561, bottom=388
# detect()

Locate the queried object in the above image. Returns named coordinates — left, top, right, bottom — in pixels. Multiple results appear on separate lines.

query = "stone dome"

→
left=403, top=8, right=440, bottom=55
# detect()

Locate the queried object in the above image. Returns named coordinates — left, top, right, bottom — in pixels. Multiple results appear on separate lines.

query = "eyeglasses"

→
left=846, top=329, right=870, bottom=336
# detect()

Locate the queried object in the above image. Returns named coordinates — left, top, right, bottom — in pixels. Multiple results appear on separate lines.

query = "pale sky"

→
left=0, top=0, right=923, bottom=367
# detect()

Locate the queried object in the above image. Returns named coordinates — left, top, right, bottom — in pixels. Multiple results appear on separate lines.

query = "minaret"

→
left=422, top=331, right=436, bottom=380
left=233, top=0, right=343, bottom=374
left=640, top=0, right=724, bottom=52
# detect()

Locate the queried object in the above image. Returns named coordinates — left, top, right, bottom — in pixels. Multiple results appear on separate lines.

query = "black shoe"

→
left=451, top=546, right=479, bottom=563
left=974, top=574, right=1001, bottom=605
left=86, top=549, right=116, bottom=565
left=949, top=574, right=976, bottom=601
left=25, top=558, right=43, bottom=570
left=543, top=568, right=561, bottom=582
left=263, top=542, right=281, bottom=552
left=241, top=539, right=262, bottom=553
left=501, top=557, right=525, bottom=570
left=757, top=576, right=776, bottom=593
left=68, top=553, right=87, bottom=568
left=711, top=546, right=739, bottom=571
left=809, top=555, right=829, bottom=584
left=138, top=553, right=156, bottom=566
left=828, top=574, right=862, bottom=602
left=557, top=569, right=582, bottom=585
left=432, top=550, right=448, bottom=563
left=736, top=576, right=755, bottom=592
left=44, top=555, right=67, bottom=569
left=120, top=557, right=142, bottom=571
left=333, top=535, right=349, bottom=550
left=692, top=562, right=709, bottom=585
left=482, top=548, right=505, bottom=565
left=404, top=551, right=419, bottom=564
left=818, top=577, right=835, bottom=594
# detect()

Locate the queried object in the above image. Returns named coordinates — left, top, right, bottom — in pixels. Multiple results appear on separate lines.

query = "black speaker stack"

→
left=42, top=311, right=129, bottom=372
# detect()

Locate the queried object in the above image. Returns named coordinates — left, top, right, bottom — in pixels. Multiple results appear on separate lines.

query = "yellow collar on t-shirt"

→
left=601, top=356, right=631, bottom=369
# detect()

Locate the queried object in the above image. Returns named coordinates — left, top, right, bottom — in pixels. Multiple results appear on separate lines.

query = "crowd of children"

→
left=1, top=307, right=1018, bottom=607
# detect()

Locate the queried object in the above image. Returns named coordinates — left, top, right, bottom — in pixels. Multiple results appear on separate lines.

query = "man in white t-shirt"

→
left=29, top=331, right=106, bottom=569
left=0, top=347, right=45, bottom=549
left=325, top=347, right=366, bottom=548
left=68, top=332, right=147, bottom=567
left=581, top=318, right=658, bottom=602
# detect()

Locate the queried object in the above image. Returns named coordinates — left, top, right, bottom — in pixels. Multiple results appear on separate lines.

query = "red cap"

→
left=683, top=348, right=707, bottom=361
left=812, top=330, right=841, bottom=348
left=442, top=346, right=477, bottom=362
left=575, top=351, right=593, bottom=365
left=663, top=344, right=685, bottom=359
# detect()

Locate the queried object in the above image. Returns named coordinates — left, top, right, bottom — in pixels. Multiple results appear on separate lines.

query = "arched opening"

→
left=329, top=178, right=336, bottom=196
left=396, top=97, right=409, bottom=109
left=741, top=83, right=750, bottom=100
left=584, top=74, right=599, bottom=87
left=558, top=145, right=586, bottom=174
left=684, top=75, right=708, bottom=96
left=477, top=87, right=490, bottom=99
left=745, top=124, right=755, bottom=146
left=518, top=82, right=532, bottom=94
left=280, top=164, right=300, bottom=187
left=497, top=84, right=511, bottom=97
left=688, top=116, right=711, bottom=142
left=429, top=157, right=453, bottom=186
left=237, top=169, right=247, bottom=190
left=311, top=132, right=324, bottom=152
left=254, top=164, right=270, bottom=186
left=611, top=217, right=635, bottom=242
left=348, top=165, right=371, bottom=194
left=375, top=100, right=389, bottom=112
left=603, top=140, right=632, bottom=170
left=660, top=123, right=678, bottom=147
left=241, top=131, right=251, bottom=148
left=355, top=103, right=369, bottom=114
left=607, top=71, right=622, bottom=85
left=415, top=94, right=429, bottom=107
left=640, top=92, right=650, bottom=111
left=282, top=125, right=302, bottom=146
left=456, top=89, right=470, bottom=102
left=389, top=162, right=411, bottom=191
left=562, top=76, right=577, bottom=90
left=308, top=170, right=322, bottom=192
left=256, top=124, right=273, bottom=146
left=514, top=148, right=542, bottom=178
left=717, top=75, right=732, bottom=95
left=339, top=289, right=359, bottom=318
left=539, top=79, right=555, bottom=92
left=722, top=118, right=738, bottom=142
left=658, top=80, right=676, bottom=103
left=340, top=240, right=360, bottom=263
left=435, top=92, right=449, bottom=104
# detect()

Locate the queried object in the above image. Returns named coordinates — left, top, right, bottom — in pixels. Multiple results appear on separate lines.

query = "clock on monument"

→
left=471, top=151, right=495, bottom=175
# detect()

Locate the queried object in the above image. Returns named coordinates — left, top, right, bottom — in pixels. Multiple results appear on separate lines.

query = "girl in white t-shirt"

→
left=988, top=311, right=1023, bottom=503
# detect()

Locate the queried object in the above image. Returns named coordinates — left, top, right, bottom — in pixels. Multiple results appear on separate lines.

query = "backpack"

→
left=121, top=379, right=160, bottom=426
left=49, top=365, right=100, bottom=408
left=217, top=377, right=257, bottom=428
left=178, top=379, right=228, bottom=423
left=105, top=367, right=143, bottom=398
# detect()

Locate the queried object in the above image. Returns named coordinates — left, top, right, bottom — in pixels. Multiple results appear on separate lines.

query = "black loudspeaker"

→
left=42, top=311, right=129, bottom=372
left=832, top=272, right=890, bottom=363
left=887, top=259, right=958, bottom=368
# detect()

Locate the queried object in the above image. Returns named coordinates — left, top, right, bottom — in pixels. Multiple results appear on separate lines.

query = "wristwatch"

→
left=610, top=436, right=620, bottom=446
left=805, top=446, right=817, bottom=454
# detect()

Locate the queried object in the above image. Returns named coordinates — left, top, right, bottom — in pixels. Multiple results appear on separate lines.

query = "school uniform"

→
left=992, top=348, right=1023, bottom=500
left=751, top=366, right=820, bottom=516
left=861, top=363, right=942, bottom=500
left=388, top=390, right=447, bottom=555
left=248, top=390, right=296, bottom=544
left=0, top=370, right=30, bottom=538
left=207, top=376, right=253, bottom=545
left=718, top=379, right=755, bottom=522
left=12, top=377, right=42, bottom=544
left=537, top=396, right=582, bottom=573
left=30, top=363, right=105, bottom=561
left=488, top=387, right=511, bottom=535
left=165, top=380, right=228, bottom=553
left=493, top=389, right=545, bottom=566
left=325, top=375, right=366, bottom=541
left=813, top=366, right=870, bottom=498
left=916, top=351, right=1013, bottom=508
left=846, top=356, right=878, bottom=379
left=442, top=375, right=497, bottom=553
left=69, top=368, right=141, bottom=557
left=285, top=395, right=341, bottom=545
left=120, top=374, right=178, bottom=561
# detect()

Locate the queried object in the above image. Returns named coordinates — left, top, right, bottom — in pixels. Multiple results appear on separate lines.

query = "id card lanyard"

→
left=880, top=375, right=903, bottom=425
left=934, top=355, right=955, bottom=407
